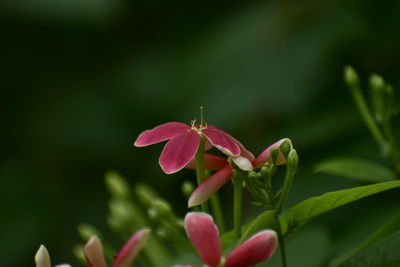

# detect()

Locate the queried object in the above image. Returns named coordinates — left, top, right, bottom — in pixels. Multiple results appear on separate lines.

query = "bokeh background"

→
left=1, top=0, right=400, bottom=266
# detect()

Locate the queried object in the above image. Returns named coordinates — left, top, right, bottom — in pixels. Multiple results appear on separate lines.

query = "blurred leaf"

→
left=263, top=226, right=330, bottom=267
left=331, top=212, right=400, bottom=267
left=239, top=210, right=276, bottom=243
left=339, top=230, right=400, bottom=267
left=281, top=181, right=400, bottom=235
left=314, top=157, right=396, bottom=182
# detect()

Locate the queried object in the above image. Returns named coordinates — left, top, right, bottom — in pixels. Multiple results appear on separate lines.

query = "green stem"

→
left=277, top=163, right=296, bottom=213
left=210, top=194, right=225, bottom=233
left=264, top=168, right=288, bottom=267
left=349, top=83, right=387, bottom=151
left=233, top=171, right=244, bottom=239
left=274, top=212, right=288, bottom=267
left=196, top=136, right=209, bottom=212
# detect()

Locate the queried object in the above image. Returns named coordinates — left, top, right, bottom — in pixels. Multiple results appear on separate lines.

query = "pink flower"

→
left=177, top=212, right=277, bottom=267
left=188, top=138, right=291, bottom=207
left=84, top=229, right=150, bottom=267
left=134, top=122, right=253, bottom=174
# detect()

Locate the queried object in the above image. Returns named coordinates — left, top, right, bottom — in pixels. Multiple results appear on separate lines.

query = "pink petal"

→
left=206, top=126, right=255, bottom=160
left=252, top=138, right=291, bottom=168
left=231, top=156, right=253, bottom=171
left=134, top=122, right=190, bottom=147
left=35, top=245, right=51, bottom=267
left=202, top=127, right=241, bottom=157
left=159, top=130, right=200, bottom=174
left=83, top=236, right=108, bottom=267
left=113, top=229, right=150, bottom=267
left=184, top=212, right=222, bottom=266
left=186, top=153, right=228, bottom=171
left=188, top=166, right=232, bottom=207
left=225, top=230, right=278, bottom=267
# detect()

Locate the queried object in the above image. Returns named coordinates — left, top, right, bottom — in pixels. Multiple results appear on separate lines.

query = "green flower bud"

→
left=370, top=74, right=385, bottom=91
left=269, top=147, right=280, bottom=165
left=287, top=149, right=299, bottom=170
left=105, top=171, right=130, bottom=198
left=135, top=183, right=159, bottom=207
left=279, top=139, right=292, bottom=158
left=77, top=223, right=99, bottom=240
left=73, top=245, right=85, bottom=263
left=344, top=65, right=359, bottom=87
left=182, top=180, right=195, bottom=199
left=148, top=199, right=172, bottom=220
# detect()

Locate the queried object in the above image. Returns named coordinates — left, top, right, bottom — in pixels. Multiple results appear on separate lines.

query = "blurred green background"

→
left=1, top=0, right=400, bottom=266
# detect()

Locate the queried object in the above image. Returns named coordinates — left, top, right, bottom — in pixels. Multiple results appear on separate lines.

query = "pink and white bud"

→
left=184, top=212, right=222, bottom=266
left=35, top=245, right=51, bottom=267
left=188, top=167, right=232, bottom=207
left=225, top=230, right=278, bottom=267
left=83, top=236, right=108, bottom=267
left=113, top=229, right=150, bottom=267
left=252, top=138, right=291, bottom=168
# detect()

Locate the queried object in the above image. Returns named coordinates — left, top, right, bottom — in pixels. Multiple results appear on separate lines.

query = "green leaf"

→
left=239, top=210, right=276, bottom=243
left=339, top=231, right=400, bottom=267
left=281, top=181, right=400, bottom=235
left=331, top=212, right=400, bottom=267
left=314, top=157, right=396, bottom=182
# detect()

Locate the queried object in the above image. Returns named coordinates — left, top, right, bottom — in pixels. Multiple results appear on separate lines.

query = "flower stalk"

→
left=232, top=169, right=245, bottom=239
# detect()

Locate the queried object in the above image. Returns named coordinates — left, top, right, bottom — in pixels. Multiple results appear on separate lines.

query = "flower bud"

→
left=344, top=65, right=359, bottom=87
left=105, top=171, right=130, bottom=198
left=287, top=149, right=299, bottom=170
left=279, top=139, right=292, bottom=159
left=135, top=183, right=159, bottom=207
left=182, top=180, right=195, bottom=199
left=148, top=199, right=172, bottom=220
left=370, top=73, right=385, bottom=90
left=269, top=147, right=280, bottom=165
left=78, top=223, right=100, bottom=241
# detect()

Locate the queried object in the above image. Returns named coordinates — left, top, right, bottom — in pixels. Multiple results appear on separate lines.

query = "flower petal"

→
left=186, top=154, right=228, bottom=171
left=83, top=236, right=108, bottom=267
left=252, top=138, right=291, bottom=168
left=225, top=230, right=278, bottom=267
left=35, top=245, right=51, bottom=267
left=206, top=126, right=255, bottom=160
left=113, top=229, right=150, bottom=267
left=202, top=127, right=241, bottom=157
left=231, top=156, right=253, bottom=171
left=188, top=166, right=232, bottom=207
left=55, top=265, right=72, bottom=267
left=184, top=212, right=222, bottom=266
left=159, top=130, right=200, bottom=174
left=134, top=122, right=190, bottom=147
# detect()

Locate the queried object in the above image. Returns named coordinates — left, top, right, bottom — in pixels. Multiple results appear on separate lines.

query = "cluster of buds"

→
left=35, top=229, right=150, bottom=267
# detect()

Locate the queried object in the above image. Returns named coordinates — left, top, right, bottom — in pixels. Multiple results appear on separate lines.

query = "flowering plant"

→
left=35, top=68, right=400, bottom=267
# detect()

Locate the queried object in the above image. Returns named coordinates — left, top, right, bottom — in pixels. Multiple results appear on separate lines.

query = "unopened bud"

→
left=105, top=171, right=130, bottom=198
left=270, top=147, right=280, bottom=165
left=135, top=183, right=159, bottom=207
left=344, top=65, right=359, bottom=87
left=287, top=149, right=299, bottom=170
left=279, top=139, right=292, bottom=158
left=370, top=74, right=385, bottom=91
left=148, top=199, right=172, bottom=220
left=182, top=180, right=195, bottom=199
left=73, top=245, right=85, bottom=263
left=78, top=223, right=99, bottom=240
